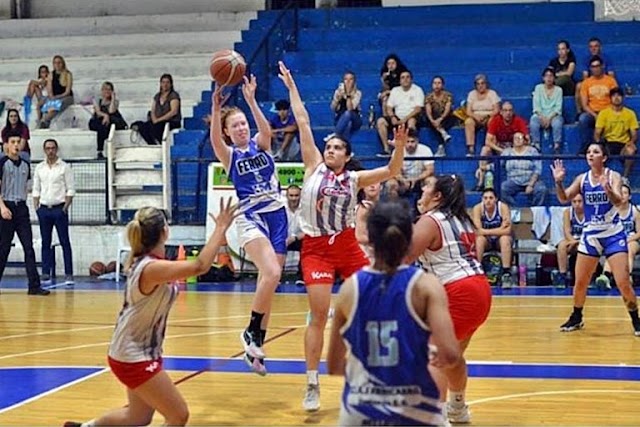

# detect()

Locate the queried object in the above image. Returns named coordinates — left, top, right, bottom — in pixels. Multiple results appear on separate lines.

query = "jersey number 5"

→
left=366, top=320, right=399, bottom=367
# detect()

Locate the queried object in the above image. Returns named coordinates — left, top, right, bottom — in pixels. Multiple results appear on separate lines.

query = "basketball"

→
left=105, top=260, right=117, bottom=274
left=89, top=261, right=107, bottom=277
left=209, top=49, right=246, bottom=86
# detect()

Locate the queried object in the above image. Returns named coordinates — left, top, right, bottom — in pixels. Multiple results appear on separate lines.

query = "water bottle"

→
left=71, top=116, right=77, bottom=128
left=484, top=170, right=494, bottom=189
left=535, top=262, right=543, bottom=285
left=519, top=265, right=527, bottom=287
left=368, top=104, right=375, bottom=128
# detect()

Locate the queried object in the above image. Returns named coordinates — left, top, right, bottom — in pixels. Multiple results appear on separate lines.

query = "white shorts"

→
left=234, top=208, right=288, bottom=254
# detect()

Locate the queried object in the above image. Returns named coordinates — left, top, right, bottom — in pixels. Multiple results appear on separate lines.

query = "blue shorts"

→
left=578, top=225, right=628, bottom=258
left=235, top=207, right=288, bottom=255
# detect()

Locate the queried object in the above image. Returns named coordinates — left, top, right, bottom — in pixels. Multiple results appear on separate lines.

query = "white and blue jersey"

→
left=569, top=207, right=585, bottom=239
left=619, top=206, right=637, bottom=237
left=481, top=202, right=503, bottom=247
left=578, top=170, right=627, bottom=258
left=229, top=139, right=287, bottom=253
left=339, top=266, right=443, bottom=426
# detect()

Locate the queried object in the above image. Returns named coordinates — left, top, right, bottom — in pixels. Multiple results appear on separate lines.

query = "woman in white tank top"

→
left=65, top=199, right=237, bottom=427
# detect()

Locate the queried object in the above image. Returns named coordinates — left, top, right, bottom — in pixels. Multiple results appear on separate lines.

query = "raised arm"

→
left=209, top=85, right=233, bottom=170
left=277, top=61, right=322, bottom=173
left=551, top=160, right=581, bottom=204
left=357, top=125, right=407, bottom=188
left=242, top=74, right=272, bottom=152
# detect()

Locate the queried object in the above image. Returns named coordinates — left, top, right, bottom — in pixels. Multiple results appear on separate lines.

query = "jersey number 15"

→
left=366, top=320, right=399, bottom=367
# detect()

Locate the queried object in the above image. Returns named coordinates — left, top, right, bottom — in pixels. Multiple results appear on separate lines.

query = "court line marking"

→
left=468, top=389, right=640, bottom=406
left=0, top=368, right=108, bottom=415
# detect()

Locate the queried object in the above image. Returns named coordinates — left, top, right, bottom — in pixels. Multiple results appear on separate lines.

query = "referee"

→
left=0, top=129, right=49, bottom=295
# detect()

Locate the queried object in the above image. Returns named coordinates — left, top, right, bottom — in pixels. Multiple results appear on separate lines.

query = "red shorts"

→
left=301, top=228, right=369, bottom=286
left=108, top=356, right=163, bottom=389
left=445, top=275, right=492, bottom=341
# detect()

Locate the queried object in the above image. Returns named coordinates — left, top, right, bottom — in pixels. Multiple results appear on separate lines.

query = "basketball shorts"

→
left=108, top=356, right=163, bottom=389
left=445, top=275, right=492, bottom=341
left=578, top=225, right=628, bottom=258
left=235, top=207, right=288, bottom=255
left=301, top=228, right=369, bottom=286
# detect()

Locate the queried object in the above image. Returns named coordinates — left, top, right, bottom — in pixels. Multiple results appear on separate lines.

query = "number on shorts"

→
left=366, top=320, right=399, bottom=367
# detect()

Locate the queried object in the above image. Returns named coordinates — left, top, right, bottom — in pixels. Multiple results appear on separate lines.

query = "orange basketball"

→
left=89, top=261, right=107, bottom=277
left=209, top=49, right=246, bottom=86
left=105, top=260, right=118, bottom=274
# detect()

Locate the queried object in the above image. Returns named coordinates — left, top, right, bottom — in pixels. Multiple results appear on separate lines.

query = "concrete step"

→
left=30, top=130, right=98, bottom=160
left=29, top=0, right=264, bottom=18
left=0, top=12, right=255, bottom=39
left=0, top=30, right=241, bottom=59
left=0, top=53, right=217, bottom=82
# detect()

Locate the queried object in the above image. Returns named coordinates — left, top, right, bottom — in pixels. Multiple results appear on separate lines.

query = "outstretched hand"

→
left=242, top=74, right=257, bottom=101
left=211, top=84, right=224, bottom=110
left=209, top=197, right=239, bottom=231
left=392, top=124, right=409, bottom=151
left=550, top=159, right=566, bottom=183
left=277, top=61, right=295, bottom=90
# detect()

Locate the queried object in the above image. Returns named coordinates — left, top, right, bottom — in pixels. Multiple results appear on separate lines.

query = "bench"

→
left=6, top=242, right=61, bottom=279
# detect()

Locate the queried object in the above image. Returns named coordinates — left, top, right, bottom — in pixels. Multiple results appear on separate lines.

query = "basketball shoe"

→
left=560, top=313, right=584, bottom=332
left=303, top=384, right=321, bottom=412
left=240, top=328, right=265, bottom=359
left=633, top=318, right=640, bottom=337
left=244, top=353, right=267, bottom=376
left=446, top=403, right=471, bottom=423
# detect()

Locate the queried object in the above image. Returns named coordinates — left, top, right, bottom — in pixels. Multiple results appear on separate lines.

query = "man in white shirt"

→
left=285, top=185, right=304, bottom=285
left=375, top=70, right=425, bottom=156
left=32, top=138, right=75, bottom=285
left=386, top=129, right=434, bottom=209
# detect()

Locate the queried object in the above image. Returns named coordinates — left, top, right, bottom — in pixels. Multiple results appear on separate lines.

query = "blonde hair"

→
left=125, top=207, right=167, bottom=269
left=220, top=107, right=245, bottom=145
left=52, top=55, right=72, bottom=88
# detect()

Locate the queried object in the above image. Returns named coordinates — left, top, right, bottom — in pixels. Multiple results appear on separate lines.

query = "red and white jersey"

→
left=108, top=255, right=179, bottom=363
left=418, top=210, right=484, bottom=286
left=299, top=163, right=359, bottom=237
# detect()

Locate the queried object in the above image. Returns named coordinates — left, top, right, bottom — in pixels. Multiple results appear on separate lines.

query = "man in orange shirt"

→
left=578, top=55, right=618, bottom=153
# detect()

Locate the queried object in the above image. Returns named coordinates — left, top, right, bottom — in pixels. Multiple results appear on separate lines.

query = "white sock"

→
left=448, top=390, right=465, bottom=408
left=307, top=370, right=319, bottom=385
left=81, top=420, right=96, bottom=427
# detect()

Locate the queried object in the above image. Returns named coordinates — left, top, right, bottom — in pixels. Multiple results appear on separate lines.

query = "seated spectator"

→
left=1, top=109, right=31, bottom=161
left=500, top=132, right=547, bottom=207
left=423, top=75, right=456, bottom=157
left=530, top=67, right=564, bottom=153
left=330, top=71, right=362, bottom=141
left=385, top=129, right=433, bottom=207
left=89, top=82, right=128, bottom=159
left=285, top=184, right=304, bottom=285
left=472, top=188, right=514, bottom=288
left=355, top=182, right=382, bottom=263
left=269, top=99, right=299, bottom=161
left=594, top=87, right=638, bottom=178
left=577, top=55, right=618, bottom=153
left=548, top=40, right=577, bottom=96
left=554, top=194, right=585, bottom=288
left=576, top=37, right=615, bottom=115
left=375, top=70, right=424, bottom=156
left=132, top=74, right=182, bottom=145
left=23, top=64, right=49, bottom=125
left=475, top=101, right=529, bottom=189
left=378, top=53, right=408, bottom=109
left=462, top=74, right=500, bottom=157
left=40, top=55, right=74, bottom=129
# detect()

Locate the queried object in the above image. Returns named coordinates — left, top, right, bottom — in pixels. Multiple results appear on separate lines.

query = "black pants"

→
left=0, top=202, right=40, bottom=289
left=89, top=115, right=128, bottom=152
left=137, top=120, right=180, bottom=145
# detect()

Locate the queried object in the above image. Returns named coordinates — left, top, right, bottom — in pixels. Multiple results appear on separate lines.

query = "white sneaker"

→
left=435, top=145, right=446, bottom=157
left=244, top=353, right=267, bottom=376
left=441, top=404, right=452, bottom=427
left=447, top=404, right=471, bottom=423
left=240, top=329, right=265, bottom=359
left=440, top=129, right=452, bottom=143
left=303, top=384, right=320, bottom=412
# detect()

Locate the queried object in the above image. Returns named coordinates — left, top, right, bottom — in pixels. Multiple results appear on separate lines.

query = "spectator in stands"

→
left=376, top=70, right=424, bottom=156
left=133, top=74, right=182, bottom=145
left=500, top=132, right=547, bottom=207
left=40, top=55, right=74, bottom=129
left=548, top=40, right=577, bottom=96
left=423, top=75, right=455, bottom=157
left=475, top=101, right=528, bottom=189
left=594, top=87, right=638, bottom=178
left=269, top=99, right=299, bottom=161
left=23, top=64, right=49, bottom=125
left=1, top=109, right=31, bottom=161
left=463, top=74, right=501, bottom=157
left=554, top=194, right=585, bottom=288
left=32, top=138, right=75, bottom=286
left=576, top=37, right=615, bottom=115
left=530, top=67, right=564, bottom=154
left=378, top=53, right=408, bottom=108
left=330, top=71, right=362, bottom=141
left=0, top=129, right=49, bottom=295
left=385, top=129, right=434, bottom=205
left=89, top=82, right=128, bottom=160
left=577, top=56, right=618, bottom=153
left=285, top=184, right=304, bottom=286
left=472, top=188, right=514, bottom=288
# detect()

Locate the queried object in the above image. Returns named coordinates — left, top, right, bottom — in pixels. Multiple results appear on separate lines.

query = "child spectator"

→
left=23, top=65, right=49, bottom=125
left=269, top=99, right=299, bottom=161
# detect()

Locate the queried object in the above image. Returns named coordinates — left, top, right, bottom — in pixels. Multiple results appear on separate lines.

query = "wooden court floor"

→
left=1, top=286, right=640, bottom=426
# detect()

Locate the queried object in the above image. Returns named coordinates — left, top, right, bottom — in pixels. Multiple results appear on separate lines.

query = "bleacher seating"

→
left=171, top=1, right=640, bottom=223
